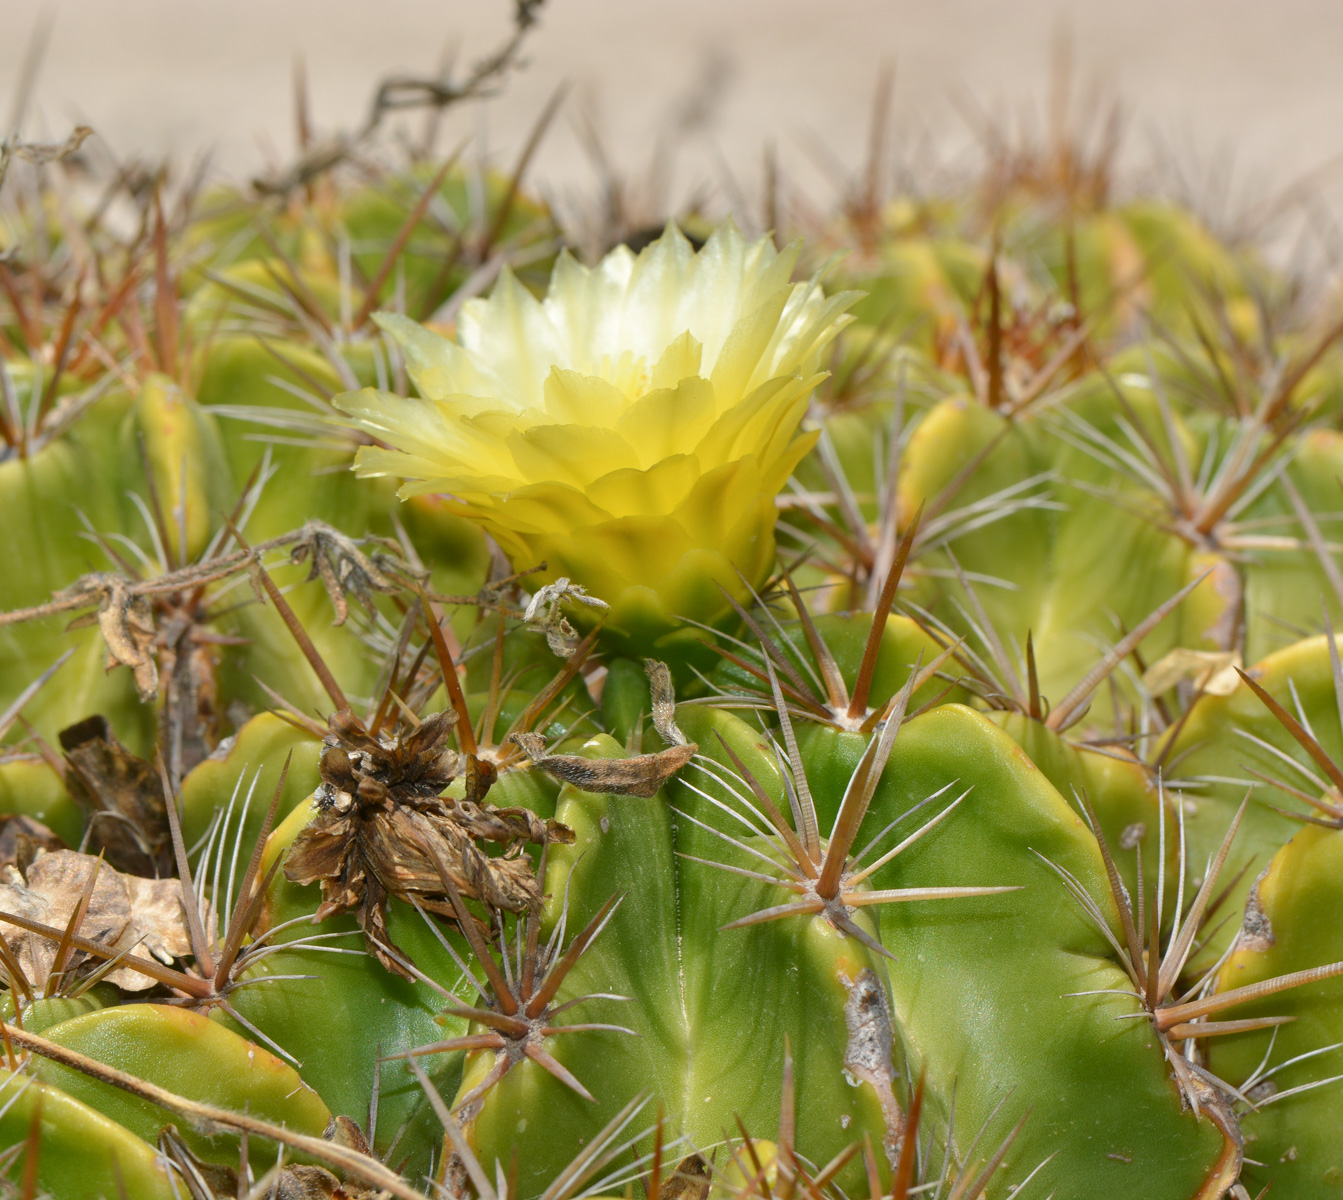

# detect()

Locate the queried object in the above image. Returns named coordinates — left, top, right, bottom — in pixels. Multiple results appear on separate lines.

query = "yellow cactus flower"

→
left=337, top=223, right=857, bottom=648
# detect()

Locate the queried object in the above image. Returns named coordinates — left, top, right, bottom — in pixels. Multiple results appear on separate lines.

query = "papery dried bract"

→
left=284, top=710, right=571, bottom=977
left=510, top=731, right=697, bottom=798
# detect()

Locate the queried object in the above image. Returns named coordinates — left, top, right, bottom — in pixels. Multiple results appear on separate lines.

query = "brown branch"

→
left=251, top=0, right=547, bottom=196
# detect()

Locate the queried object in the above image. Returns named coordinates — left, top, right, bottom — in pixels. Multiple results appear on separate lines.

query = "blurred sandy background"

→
left=5, top=0, right=1343, bottom=230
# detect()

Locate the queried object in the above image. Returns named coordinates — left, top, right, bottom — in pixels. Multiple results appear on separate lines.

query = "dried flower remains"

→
left=284, top=709, right=573, bottom=977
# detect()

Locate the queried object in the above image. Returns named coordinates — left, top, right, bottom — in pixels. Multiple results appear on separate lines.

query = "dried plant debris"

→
left=644, top=658, right=690, bottom=747
left=0, top=523, right=421, bottom=696
left=0, top=125, right=93, bottom=192
left=251, top=0, right=548, bottom=196
left=504, top=656, right=698, bottom=796
left=58, top=574, right=162, bottom=701
left=523, top=577, right=610, bottom=657
left=59, top=715, right=172, bottom=877
left=510, top=732, right=697, bottom=798
left=659, top=1155, right=712, bottom=1200
left=0, top=849, right=198, bottom=992
left=287, top=521, right=421, bottom=626
left=284, top=709, right=573, bottom=977
left=842, top=968, right=904, bottom=1162
left=0, top=816, right=64, bottom=874
left=158, top=1116, right=381, bottom=1199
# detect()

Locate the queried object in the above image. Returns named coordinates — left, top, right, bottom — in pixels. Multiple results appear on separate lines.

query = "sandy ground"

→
left=5, top=1, right=1343, bottom=232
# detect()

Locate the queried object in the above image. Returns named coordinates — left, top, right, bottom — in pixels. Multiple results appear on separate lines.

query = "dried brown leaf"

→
left=462, top=754, right=498, bottom=806
left=123, top=873, right=197, bottom=964
left=0, top=849, right=198, bottom=991
left=660, top=1155, right=711, bottom=1200
left=59, top=715, right=171, bottom=876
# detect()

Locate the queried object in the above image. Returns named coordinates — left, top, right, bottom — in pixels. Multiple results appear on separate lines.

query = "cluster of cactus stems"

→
left=6, top=42, right=1343, bottom=1200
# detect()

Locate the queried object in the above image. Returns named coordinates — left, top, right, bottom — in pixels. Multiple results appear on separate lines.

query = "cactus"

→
left=5, top=74, right=1343, bottom=1200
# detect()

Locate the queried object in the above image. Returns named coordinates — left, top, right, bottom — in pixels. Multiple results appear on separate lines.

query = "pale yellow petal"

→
left=691, top=375, right=802, bottom=468
left=681, top=220, right=750, bottom=369
left=759, top=430, right=821, bottom=496
left=750, top=378, right=825, bottom=467
left=750, top=286, right=860, bottom=389
left=505, top=423, right=640, bottom=487
left=585, top=454, right=702, bottom=517
left=649, top=331, right=703, bottom=390
left=480, top=479, right=615, bottom=536
left=708, top=285, right=793, bottom=403
left=372, top=313, right=489, bottom=400
left=457, top=268, right=564, bottom=412
left=615, top=377, right=716, bottom=465
left=543, top=248, right=634, bottom=372
left=618, top=223, right=699, bottom=359
left=674, top=456, right=768, bottom=546
left=339, top=389, right=484, bottom=478
left=543, top=368, right=628, bottom=425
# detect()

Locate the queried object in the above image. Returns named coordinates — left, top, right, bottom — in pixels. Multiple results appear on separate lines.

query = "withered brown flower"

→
left=284, top=709, right=572, bottom=978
